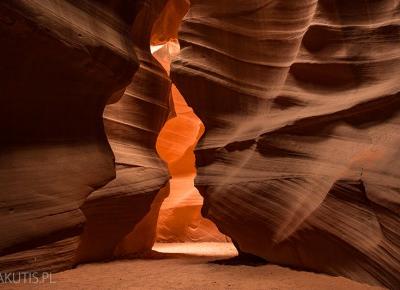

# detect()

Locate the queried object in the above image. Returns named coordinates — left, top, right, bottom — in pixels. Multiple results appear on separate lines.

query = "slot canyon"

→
left=0, top=0, right=399, bottom=289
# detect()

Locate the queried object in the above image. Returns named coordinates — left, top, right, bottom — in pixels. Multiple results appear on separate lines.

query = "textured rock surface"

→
left=172, top=0, right=400, bottom=288
left=78, top=0, right=171, bottom=261
left=151, top=0, right=190, bottom=45
left=152, top=38, right=227, bottom=242
left=0, top=0, right=138, bottom=272
left=156, top=82, right=227, bottom=242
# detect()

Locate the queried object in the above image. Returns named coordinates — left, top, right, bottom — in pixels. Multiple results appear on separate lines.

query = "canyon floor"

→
left=4, top=243, right=384, bottom=290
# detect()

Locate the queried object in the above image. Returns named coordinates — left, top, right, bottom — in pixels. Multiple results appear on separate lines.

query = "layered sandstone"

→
left=0, top=0, right=138, bottom=272
left=1, top=1, right=399, bottom=287
left=156, top=79, right=227, bottom=242
left=78, top=0, right=171, bottom=261
left=151, top=37, right=227, bottom=242
left=172, top=0, right=400, bottom=288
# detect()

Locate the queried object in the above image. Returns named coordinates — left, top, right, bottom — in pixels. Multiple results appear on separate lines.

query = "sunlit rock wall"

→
left=156, top=73, right=227, bottom=242
left=171, top=0, right=400, bottom=288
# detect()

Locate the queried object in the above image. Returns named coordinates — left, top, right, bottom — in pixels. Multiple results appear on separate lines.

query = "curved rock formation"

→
left=0, top=0, right=138, bottom=272
left=151, top=0, right=190, bottom=46
left=171, top=0, right=400, bottom=288
left=78, top=0, right=171, bottom=261
left=156, top=78, right=227, bottom=242
left=152, top=34, right=227, bottom=242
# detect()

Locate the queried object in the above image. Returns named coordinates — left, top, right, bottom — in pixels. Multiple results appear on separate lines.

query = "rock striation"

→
left=0, top=0, right=138, bottom=272
left=156, top=61, right=226, bottom=242
left=171, top=0, right=400, bottom=288
left=152, top=22, right=227, bottom=242
left=77, top=0, right=171, bottom=261
left=1, top=0, right=399, bottom=286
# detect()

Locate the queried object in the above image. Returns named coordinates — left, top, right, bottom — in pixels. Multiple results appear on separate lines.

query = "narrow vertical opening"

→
left=152, top=40, right=228, bottom=243
left=149, top=1, right=228, bottom=243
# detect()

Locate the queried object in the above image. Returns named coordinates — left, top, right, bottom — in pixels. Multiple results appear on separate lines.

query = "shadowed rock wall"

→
left=1, top=1, right=399, bottom=286
left=0, top=0, right=139, bottom=272
left=0, top=0, right=175, bottom=271
left=77, top=0, right=173, bottom=261
left=171, top=0, right=400, bottom=288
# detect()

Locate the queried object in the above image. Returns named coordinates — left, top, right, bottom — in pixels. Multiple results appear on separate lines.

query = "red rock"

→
left=171, top=0, right=400, bottom=288
left=0, top=0, right=138, bottom=272
left=152, top=36, right=227, bottom=242
left=77, top=0, right=171, bottom=262
left=1, top=1, right=399, bottom=288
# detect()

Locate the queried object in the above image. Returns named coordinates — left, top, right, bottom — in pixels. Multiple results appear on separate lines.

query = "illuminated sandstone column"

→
left=153, top=40, right=228, bottom=242
left=150, top=1, right=228, bottom=241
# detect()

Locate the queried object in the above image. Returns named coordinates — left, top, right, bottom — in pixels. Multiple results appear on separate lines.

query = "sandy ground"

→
left=2, top=243, right=384, bottom=290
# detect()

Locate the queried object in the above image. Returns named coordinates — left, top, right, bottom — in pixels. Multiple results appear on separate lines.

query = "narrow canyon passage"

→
left=152, top=40, right=228, bottom=243
left=0, top=0, right=399, bottom=289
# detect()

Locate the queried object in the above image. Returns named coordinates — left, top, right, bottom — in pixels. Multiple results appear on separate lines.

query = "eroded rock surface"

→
left=172, top=0, right=400, bottom=288
left=0, top=0, right=138, bottom=272
left=78, top=0, right=171, bottom=261
left=156, top=80, right=227, bottom=242
left=152, top=37, right=227, bottom=242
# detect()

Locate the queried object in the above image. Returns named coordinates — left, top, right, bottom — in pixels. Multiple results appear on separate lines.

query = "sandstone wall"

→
left=171, top=0, right=400, bottom=288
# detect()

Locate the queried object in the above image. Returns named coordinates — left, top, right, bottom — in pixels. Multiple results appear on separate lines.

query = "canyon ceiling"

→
left=0, top=0, right=399, bottom=289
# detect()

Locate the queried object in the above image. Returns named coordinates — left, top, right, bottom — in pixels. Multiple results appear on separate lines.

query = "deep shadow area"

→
left=209, top=255, right=268, bottom=267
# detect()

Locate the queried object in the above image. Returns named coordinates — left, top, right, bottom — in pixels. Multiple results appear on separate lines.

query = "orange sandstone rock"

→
left=153, top=40, right=227, bottom=242
left=171, top=0, right=400, bottom=288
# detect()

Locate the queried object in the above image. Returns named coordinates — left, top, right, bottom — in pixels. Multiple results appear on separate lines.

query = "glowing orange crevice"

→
left=152, top=40, right=227, bottom=242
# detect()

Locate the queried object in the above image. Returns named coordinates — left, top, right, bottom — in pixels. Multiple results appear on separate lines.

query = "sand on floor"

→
left=2, top=243, right=385, bottom=290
